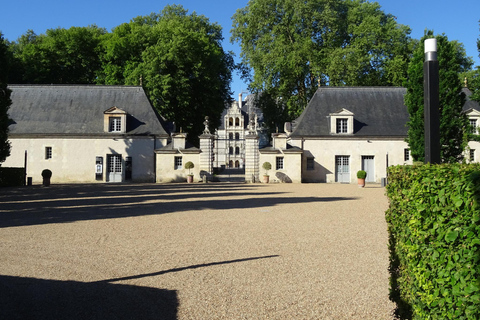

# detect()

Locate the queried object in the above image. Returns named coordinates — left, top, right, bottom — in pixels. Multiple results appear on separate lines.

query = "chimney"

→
left=172, top=132, right=187, bottom=150
left=272, top=133, right=288, bottom=150
left=238, top=93, right=243, bottom=108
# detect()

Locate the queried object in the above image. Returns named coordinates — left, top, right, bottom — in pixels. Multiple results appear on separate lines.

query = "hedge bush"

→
left=386, top=163, right=480, bottom=319
left=0, top=167, right=25, bottom=187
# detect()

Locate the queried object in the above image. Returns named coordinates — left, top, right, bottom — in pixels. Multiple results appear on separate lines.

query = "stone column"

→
left=199, top=134, right=214, bottom=180
left=244, top=133, right=259, bottom=183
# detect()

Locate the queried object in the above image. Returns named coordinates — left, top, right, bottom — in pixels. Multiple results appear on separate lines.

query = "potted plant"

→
left=41, top=169, right=52, bottom=187
left=185, top=161, right=194, bottom=183
left=262, top=162, right=272, bottom=183
left=357, top=170, right=367, bottom=188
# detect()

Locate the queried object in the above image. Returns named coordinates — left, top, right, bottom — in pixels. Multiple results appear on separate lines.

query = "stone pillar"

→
left=245, top=133, right=260, bottom=183
left=199, top=133, right=214, bottom=180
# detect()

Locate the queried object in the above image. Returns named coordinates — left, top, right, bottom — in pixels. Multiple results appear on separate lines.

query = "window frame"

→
left=336, top=118, right=348, bottom=134
left=109, top=116, right=122, bottom=132
left=45, top=146, right=52, bottom=160
left=276, top=157, right=284, bottom=170
left=306, top=157, right=314, bottom=170
left=174, top=156, right=182, bottom=170
left=470, top=119, right=477, bottom=134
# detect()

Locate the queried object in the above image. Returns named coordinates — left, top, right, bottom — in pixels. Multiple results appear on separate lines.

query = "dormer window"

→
left=330, top=108, right=354, bottom=135
left=104, top=107, right=127, bottom=133
left=470, top=119, right=477, bottom=134
left=109, top=117, right=122, bottom=132
left=336, top=118, right=348, bottom=134
left=465, top=108, right=480, bottom=136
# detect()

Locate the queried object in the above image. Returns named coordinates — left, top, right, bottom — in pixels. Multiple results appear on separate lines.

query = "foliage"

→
left=0, top=167, right=25, bottom=187
left=469, top=23, right=480, bottom=102
left=185, top=161, right=194, bottom=175
left=6, top=5, right=234, bottom=145
left=41, top=169, right=52, bottom=178
left=98, top=5, right=234, bottom=144
left=10, top=26, right=106, bottom=84
left=386, top=163, right=480, bottom=319
left=231, top=0, right=413, bottom=127
left=404, top=31, right=473, bottom=163
left=0, top=33, right=12, bottom=164
left=356, top=170, right=366, bottom=179
left=262, top=161, right=271, bottom=176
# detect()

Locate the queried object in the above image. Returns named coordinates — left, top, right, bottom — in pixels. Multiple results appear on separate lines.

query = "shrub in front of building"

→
left=0, top=167, right=25, bottom=187
left=386, top=163, right=480, bottom=319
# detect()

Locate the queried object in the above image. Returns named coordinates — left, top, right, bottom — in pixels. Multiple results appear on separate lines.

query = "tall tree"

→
left=405, top=31, right=473, bottom=163
left=470, top=22, right=480, bottom=102
left=10, top=26, right=106, bottom=84
left=98, top=5, right=234, bottom=142
left=231, top=0, right=413, bottom=128
left=0, top=33, right=12, bottom=164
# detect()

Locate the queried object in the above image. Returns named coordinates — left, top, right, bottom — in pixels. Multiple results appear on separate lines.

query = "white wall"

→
left=291, top=138, right=412, bottom=183
left=156, top=152, right=202, bottom=183
left=3, top=136, right=164, bottom=184
left=258, top=152, right=302, bottom=183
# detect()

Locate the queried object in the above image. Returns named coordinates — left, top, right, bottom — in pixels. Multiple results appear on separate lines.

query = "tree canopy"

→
left=405, top=31, right=473, bottom=163
left=9, top=26, right=106, bottom=84
left=231, top=0, right=413, bottom=127
left=0, top=33, right=12, bottom=163
left=6, top=5, right=234, bottom=143
left=97, top=5, right=233, bottom=141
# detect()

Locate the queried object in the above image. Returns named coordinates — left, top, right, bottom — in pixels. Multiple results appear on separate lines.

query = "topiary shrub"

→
left=262, top=162, right=272, bottom=176
left=357, top=170, right=367, bottom=179
left=185, top=161, right=194, bottom=175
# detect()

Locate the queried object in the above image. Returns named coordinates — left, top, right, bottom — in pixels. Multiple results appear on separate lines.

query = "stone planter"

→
left=263, top=175, right=269, bottom=184
left=358, top=178, right=365, bottom=188
left=187, top=175, right=194, bottom=183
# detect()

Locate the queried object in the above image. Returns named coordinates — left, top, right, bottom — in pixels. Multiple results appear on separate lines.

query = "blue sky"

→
left=1, top=0, right=479, bottom=99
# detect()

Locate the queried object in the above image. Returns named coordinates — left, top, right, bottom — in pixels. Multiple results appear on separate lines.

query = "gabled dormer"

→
left=465, top=108, right=480, bottom=135
left=104, top=107, right=127, bottom=133
left=329, top=108, right=354, bottom=135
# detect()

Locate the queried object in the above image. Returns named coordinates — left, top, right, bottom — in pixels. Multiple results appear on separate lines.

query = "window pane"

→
left=276, top=157, right=284, bottom=170
left=45, top=147, right=52, bottom=159
left=174, top=156, right=182, bottom=169
left=307, top=157, right=314, bottom=170
left=336, top=118, right=347, bottom=133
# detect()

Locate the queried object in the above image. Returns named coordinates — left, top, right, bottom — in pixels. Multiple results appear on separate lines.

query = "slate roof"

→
left=8, top=85, right=169, bottom=136
left=462, top=88, right=480, bottom=111
left=290, top=87, right=409, bottom=138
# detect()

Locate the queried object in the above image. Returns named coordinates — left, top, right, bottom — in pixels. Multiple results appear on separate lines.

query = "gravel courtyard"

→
left=0, top=183, right=395, bottom=319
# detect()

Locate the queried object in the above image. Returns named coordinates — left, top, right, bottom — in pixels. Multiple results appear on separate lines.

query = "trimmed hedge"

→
left=386, top=163, right=480, bottom=319
left=0, top=167, right=25, bottom=187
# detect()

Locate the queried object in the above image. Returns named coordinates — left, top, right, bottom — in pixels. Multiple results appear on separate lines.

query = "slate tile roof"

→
left=290, top=87, right=409, bottom=138
left=7, top=85, right=169, bottom=136
left=463, top=88, right=480, bottom=111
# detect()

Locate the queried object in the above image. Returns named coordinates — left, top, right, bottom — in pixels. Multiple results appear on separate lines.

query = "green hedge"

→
left=386, top=163, right=480, bottom=319
left=0, top=167, right=25, bottom=187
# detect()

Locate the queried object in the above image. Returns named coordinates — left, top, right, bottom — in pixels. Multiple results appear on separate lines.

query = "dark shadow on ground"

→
left=97, top=255, right=280, bottom=283
left=0, top=183, right=358, bottom=228
left=0, top=275, right=177, bottom=320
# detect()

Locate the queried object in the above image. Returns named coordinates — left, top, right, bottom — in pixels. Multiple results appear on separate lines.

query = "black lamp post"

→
left=424, top=38, right=441, bottom=164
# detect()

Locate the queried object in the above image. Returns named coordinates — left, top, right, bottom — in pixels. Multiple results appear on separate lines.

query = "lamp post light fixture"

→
left=424, top=38, right=441, bottom=164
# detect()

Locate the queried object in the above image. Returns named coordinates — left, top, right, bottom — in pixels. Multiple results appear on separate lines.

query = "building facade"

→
left=4, top=85, right=169, bottom=184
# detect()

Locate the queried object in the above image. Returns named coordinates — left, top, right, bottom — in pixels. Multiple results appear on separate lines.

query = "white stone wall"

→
left=290, top=138, right=412, bottom=183
left=155, top=152, right=202, bottom=183
left=258, top=152, right=302, bottom=183
left=3, top=136, right=165, bottom=184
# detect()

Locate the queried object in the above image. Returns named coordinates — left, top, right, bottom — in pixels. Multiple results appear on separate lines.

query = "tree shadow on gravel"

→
left=0, top=183, right=357, bottom=228
left=0, top=275, right=177, bottom=320
left=96, top=255, right=280, bottom=283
